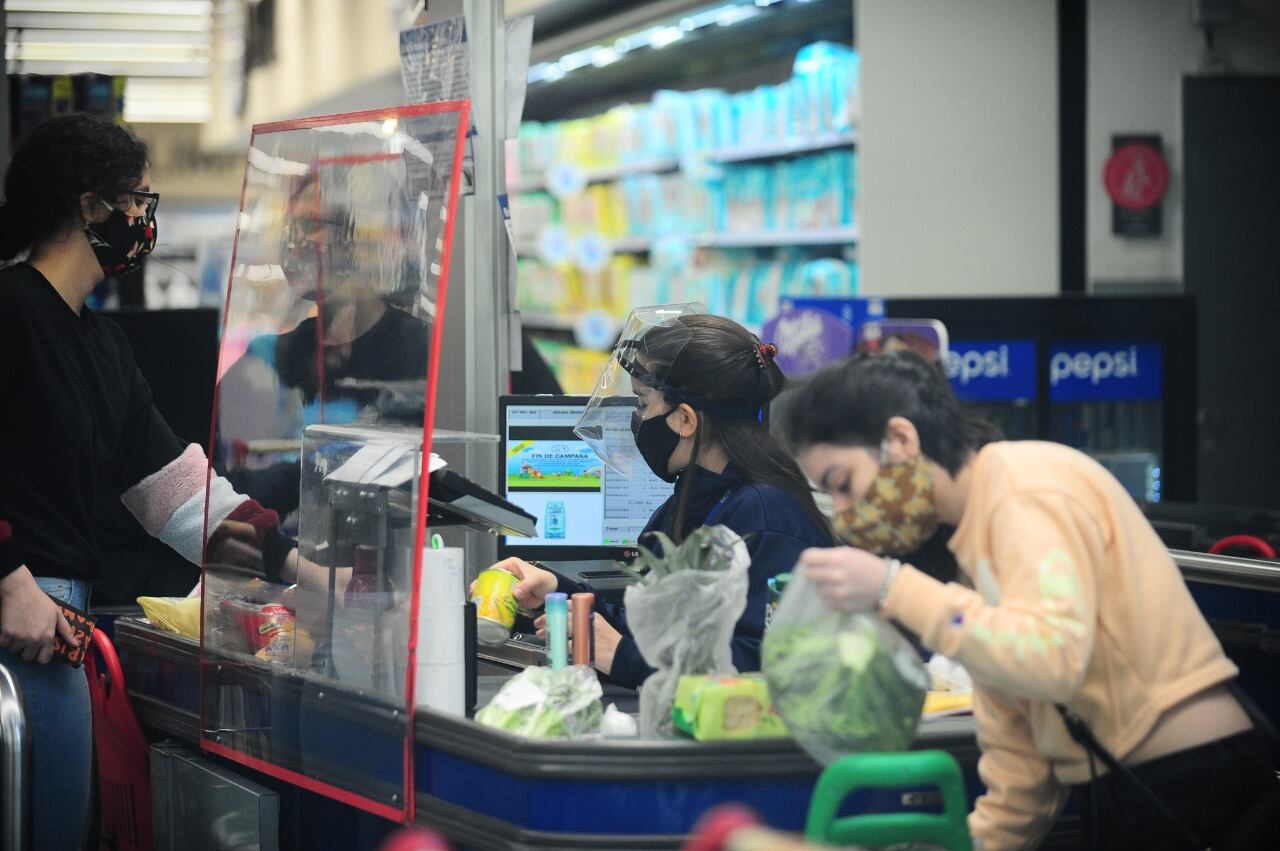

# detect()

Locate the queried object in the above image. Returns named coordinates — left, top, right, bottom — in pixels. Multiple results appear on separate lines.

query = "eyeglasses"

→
left=284, top=213, right=354, bottom=247
left=128, top=191, right=160, bottom=218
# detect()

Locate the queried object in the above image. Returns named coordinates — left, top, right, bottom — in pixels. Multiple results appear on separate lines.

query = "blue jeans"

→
left=0, top=576, right=91, bottom=851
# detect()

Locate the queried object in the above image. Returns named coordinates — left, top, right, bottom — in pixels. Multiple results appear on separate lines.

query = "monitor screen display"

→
left=499, top=396, right=674, bottom=560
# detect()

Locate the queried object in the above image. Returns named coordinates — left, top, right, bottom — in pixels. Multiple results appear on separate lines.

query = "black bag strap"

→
left=1055, top=704, right=1207, bottom=851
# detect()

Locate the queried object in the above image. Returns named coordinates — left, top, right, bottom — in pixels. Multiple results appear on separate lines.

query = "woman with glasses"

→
left=0, top=113, right=324, bottom=847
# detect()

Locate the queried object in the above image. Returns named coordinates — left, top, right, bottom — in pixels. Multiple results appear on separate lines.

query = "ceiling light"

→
left=648, top=27, right=684, bottom=49
left=590, top=47, right=620, bottom=67
left=717, top=6, right=761, bottom=25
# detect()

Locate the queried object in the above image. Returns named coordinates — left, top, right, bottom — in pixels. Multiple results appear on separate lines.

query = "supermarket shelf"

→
left=693, top=226, right=860, bottom=248
left=521, top=313, right=576, bottom=332
left=611, top=236, right=652, bottom=253
left=707, top=130, right=856, bottom=164
left=517, top=227, right=858, bottom=258
left=508, top=157, right=680, bottom=193
left=509, top=132, right=857, bottom=194
left=513, top=235, right=651, bottom=257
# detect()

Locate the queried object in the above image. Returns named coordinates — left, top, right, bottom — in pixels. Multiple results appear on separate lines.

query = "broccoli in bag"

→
left=763, top=568, right=929, bottom=763
left=476, top=665, right=603, bottom=739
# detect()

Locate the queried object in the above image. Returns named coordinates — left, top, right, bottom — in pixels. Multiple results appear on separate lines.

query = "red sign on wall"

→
left=1105, top=135, right=1168, bottom=237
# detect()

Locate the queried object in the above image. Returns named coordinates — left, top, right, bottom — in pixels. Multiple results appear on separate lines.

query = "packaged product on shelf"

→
left=509, top=191, right=556, bottom=243
left=651, top=99, right=682, bottom=161
left=529, top=340, right=613, bottom=394
left=747, top=262, right=787, bottom=327
left=669, top=89, right=733, bottom=155
left=727, top=261, right=756, bottom=327
left=609, top=103, right=649, bottom=166
left=790, top=42, right=860, bottom=137
left=793, top=258, right=858, bottom=299
left=625, top=259, right=661, bottom=308
left=721, top=165, right=772, bottom=232
left=621, top=175, right=659, bottom=238
left=515, top=258, right=572, bottom=316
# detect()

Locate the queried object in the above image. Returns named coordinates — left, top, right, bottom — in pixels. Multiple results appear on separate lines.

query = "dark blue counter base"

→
left=116, top=617, right=988, bottom=849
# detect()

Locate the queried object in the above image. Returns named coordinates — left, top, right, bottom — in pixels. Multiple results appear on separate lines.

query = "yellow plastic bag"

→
left=137, top=596, right=201, bottom=639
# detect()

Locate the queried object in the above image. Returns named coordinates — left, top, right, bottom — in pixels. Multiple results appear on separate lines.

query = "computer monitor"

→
left=498, top=395, right=675, bottom=562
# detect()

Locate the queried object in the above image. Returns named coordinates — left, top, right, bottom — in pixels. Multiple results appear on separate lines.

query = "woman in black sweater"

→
left=0, top=114, right=312, bottom=848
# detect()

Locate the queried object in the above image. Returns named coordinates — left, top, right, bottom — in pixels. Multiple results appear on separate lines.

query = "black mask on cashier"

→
left=85, top=199, right=157, bottom=278
left=631, top=407, right=682, bottom=484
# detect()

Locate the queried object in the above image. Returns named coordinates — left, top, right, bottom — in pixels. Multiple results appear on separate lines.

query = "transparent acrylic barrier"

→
left=201, top=102, right=468, bottom=821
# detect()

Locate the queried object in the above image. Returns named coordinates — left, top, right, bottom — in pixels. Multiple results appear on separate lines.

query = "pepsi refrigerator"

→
left=883, top=296, right=1196, bottom=505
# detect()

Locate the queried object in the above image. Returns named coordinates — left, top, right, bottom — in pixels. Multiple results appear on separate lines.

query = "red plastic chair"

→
left=378, top=827, right=452, bottom=851
left=86, top=630, right=153, bottom=851
left=1208, top=535, right=1276, bottom=560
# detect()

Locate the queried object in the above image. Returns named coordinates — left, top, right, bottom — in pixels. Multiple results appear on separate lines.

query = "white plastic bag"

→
left=927, top=653, right=973, bottom=693
left=624, top=525, right=751, bottom=738
left=475, top=665, right=603, bottom=739
left=600, top=703, right=639, bottom=738
left=763, top=568, right=929, bottom=764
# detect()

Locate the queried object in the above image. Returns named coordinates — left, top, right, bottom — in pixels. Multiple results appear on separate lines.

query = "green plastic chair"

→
left=804, top=751, right=974, bottom=851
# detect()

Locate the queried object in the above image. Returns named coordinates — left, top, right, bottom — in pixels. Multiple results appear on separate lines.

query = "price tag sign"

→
left=573, top=232, right=613, bottom=273
left=575, top=310, right=618, bottom=351
left=537, top=225, right=571, bottom=265
left=546, top=161, right=587, bottom=199
left=498, top=194, right=516, bottom=257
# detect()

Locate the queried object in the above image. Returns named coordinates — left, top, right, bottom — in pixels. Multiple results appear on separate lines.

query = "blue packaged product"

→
left=546, top=501, right=566, bottom=539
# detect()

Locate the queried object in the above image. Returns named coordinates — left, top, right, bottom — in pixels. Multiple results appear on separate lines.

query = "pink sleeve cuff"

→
left=120, top=443, right=209, bottom=536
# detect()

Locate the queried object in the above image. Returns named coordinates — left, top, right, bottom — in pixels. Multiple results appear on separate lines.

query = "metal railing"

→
left=1172, top=548, right=1280, bottom=593
left=0, top=663, right=28, bottom=851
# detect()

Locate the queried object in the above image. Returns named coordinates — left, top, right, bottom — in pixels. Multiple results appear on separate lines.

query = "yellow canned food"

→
left=471, top=567, right=519, bottom=646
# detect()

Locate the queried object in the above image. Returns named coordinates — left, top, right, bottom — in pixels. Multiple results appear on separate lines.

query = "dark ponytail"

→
left=644, top=314, right=831, bottom=542
left=0, top=113, right=149, bottom=260
left=783, top=350, right=1002, bottom=475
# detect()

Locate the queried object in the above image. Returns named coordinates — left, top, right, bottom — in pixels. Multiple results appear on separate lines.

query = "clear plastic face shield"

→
left=574, top=303, right=706, bottom=476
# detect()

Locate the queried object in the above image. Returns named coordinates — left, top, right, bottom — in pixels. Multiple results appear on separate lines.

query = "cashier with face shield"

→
left=487, top=305, right=833, bottom=687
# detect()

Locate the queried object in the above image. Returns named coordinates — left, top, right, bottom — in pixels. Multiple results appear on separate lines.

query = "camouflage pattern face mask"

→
left=831, top=445, right=939, bottom=557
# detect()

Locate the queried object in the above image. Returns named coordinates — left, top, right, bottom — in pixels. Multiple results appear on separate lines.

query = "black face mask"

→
left=85, top=201, right=157, bottom=278
left=631, top=406, right=682, bottom=483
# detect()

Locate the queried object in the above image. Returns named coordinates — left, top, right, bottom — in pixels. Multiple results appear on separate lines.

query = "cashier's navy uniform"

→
left=562, top=463, right=833, bottom=687
left=518, top=305, right=835, bottom=688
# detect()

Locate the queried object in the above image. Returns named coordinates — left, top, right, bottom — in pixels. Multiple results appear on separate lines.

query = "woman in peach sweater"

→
left=783, top=351, right=1276, bottom=851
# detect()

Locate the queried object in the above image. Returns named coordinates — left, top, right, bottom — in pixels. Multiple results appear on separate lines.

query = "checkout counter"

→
left=110, top=546, right=1280, bottom=850
left=115, top=615, right=984, bottom=849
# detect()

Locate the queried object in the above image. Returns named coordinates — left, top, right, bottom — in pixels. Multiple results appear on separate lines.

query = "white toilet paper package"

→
left=476, top=665, right=603, bottom=739
left=762, top=569, right=930, bottom=763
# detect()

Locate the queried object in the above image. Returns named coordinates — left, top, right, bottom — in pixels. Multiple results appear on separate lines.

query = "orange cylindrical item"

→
left=570, top=593, right=595, bottom=667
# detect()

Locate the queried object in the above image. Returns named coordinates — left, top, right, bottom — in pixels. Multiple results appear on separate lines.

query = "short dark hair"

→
left=0, top=113, right=149, bottom=259
left=783, top=350, right=1002, bottom=475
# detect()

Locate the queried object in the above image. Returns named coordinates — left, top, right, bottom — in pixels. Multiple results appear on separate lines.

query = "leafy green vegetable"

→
left=475, top=665, right=603, bottom=739
left=763, top=615, right=927, bottom=759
